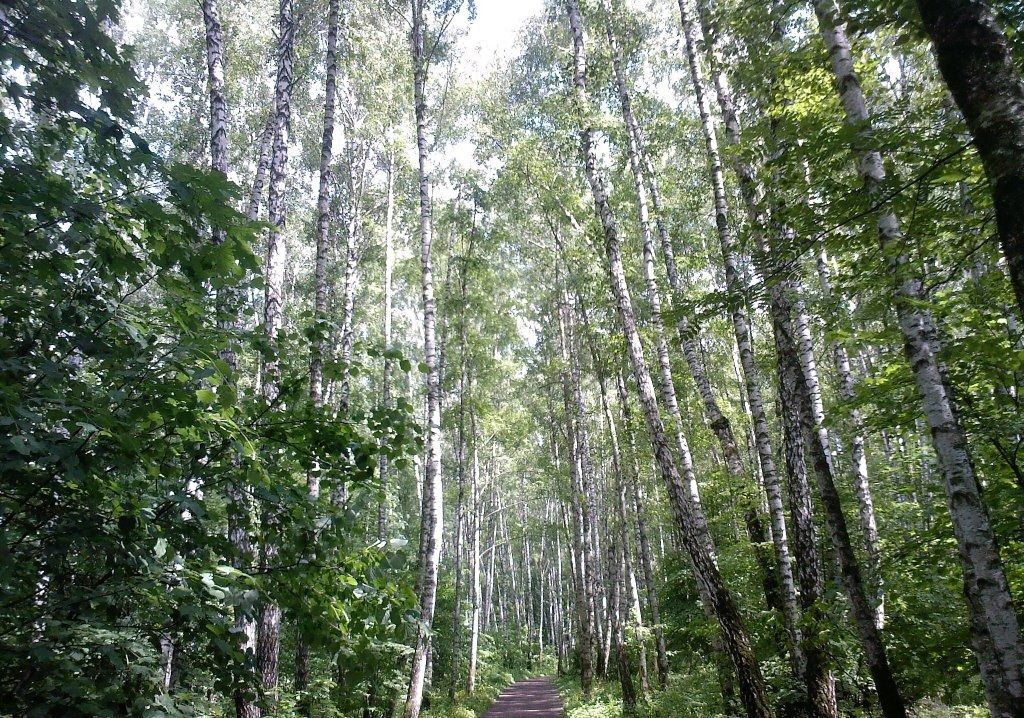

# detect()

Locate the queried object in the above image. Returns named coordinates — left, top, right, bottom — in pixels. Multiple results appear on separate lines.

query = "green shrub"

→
left=910, top=697, right=987, bottom=718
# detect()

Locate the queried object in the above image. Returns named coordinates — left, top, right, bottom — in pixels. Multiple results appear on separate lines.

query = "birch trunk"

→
left=405, top=1, right=444, bottom=714
left=557, top=286, right=596, bottom=697
left=817, top=251, right=884, bottom=627
left=379, top=151, right=396, bottom=540
left=484, top=504, right=498, bottom=631
left=201, top=5, right=258, bottom=717
left=618, top=373, right=670, bottom=690
left=467, top=411, right=481, bottom=693
left=337, top=137, right=367, bottom=417
left=295, top=0, right=340, bottom=706
left=610, top=394, right=651, bottom=698
left=600, top=0, right=713, bottom=562
left=256, top=0, right=295, bottom=710
left=247, top=110, right=274, bottom=222
left=605, top=0, right=780, bottom=616
left=306, top=0, right=339, bottom=452
left=771, top=280, right=839, bottom=718
left=564, top=5, right=772, bottom=717
left=677, top=0, right=804, bottom=676
left=812, top=2, right=1024, bottom=714
left=449, top=250, right=473, bottom=698
left=588, top=321, right=652, bottom=697
left=610, top=537, right=638, bottom=711
left=555, top=532, right=567, bottom=676
left=523, top=500, right=536, bottom=659
left=260, top=0, right=294, bottom=403
left=305, top=0, right=342, bottom=413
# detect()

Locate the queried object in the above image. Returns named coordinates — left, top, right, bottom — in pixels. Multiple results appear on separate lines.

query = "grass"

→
left=556, top=672, right=989, bottom=718
left=557, top=675, right=624, bottom=718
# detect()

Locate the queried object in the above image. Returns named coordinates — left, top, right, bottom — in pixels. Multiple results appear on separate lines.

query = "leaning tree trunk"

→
left=770, top=278, right=839, bottom=718
left=915, top=0, right=1024, bottom=321
left=404, top=1, right=444, bottom=715
left=295, top=1, right=340, bottom=708
left=563, top=4, right=773, bottom=718
left=812, top=2, right=1024, bottom=715
left=692, top=2, right=900, bottom=712
left=201, top=4, right=258, bottom=717
left=796, top=309, right=909, bottom=718
left=600, top=0, right=714, bottom=565
left=816, top=250, right=884, bottom=627
left=598, top=2, right=748, bottom=701
left=677, top=0, right=805, bottom=678
left=603, top=0, right=780, bottom=620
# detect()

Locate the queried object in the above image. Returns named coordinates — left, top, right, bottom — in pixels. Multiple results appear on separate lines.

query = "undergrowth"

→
left=556, top=674, right=989, bottom=718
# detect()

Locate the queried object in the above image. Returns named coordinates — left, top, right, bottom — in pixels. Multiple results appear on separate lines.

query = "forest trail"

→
left=481, top=677, right=564, bottom=718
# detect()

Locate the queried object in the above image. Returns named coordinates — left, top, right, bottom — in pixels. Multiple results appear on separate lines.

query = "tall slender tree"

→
left=256, top=0, right=296, bottom=710
left=811, top=1, right=1024, bottom=715
left=295, top=0, right=340, bottom=708
left=675, top=0, right=806, bottom=682
left=379, top=148, right=397, bottom=541
left=200, top=4, right=259, bottom=717
left=405, top=1, right=444, bottom=715
left=563, top=3, right=773, bottom=716
left=556, top=277, right=597, bottom=698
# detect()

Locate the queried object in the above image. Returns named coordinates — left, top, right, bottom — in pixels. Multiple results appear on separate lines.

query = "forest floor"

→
left=481, top=677, right=564, bottom=718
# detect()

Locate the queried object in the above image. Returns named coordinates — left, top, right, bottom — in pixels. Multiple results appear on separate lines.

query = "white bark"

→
left=467, top=415, right=481, bottom=693
left=615, top=375, right=670, bottom=688
left=257, top=0, right=296, bottom=709
left=379, top=151, right=396, bottom=540
left=812, top=2, right=1024, bottom=713
left=404, top=1, right=444, bottom=715
left=564, top=4, right=772, bottom=716
left=200, top=5, right=259, bottom=716
left=816, top=250, right=884, bottom=629
left=676, top=0, right=804, bottom=675
left=296, top=0, right=340, bottom=703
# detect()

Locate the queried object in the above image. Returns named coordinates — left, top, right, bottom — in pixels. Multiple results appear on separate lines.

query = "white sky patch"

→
left=458, top=0, right=545, bottom=80
left=435, top=0, right=544, bottom=180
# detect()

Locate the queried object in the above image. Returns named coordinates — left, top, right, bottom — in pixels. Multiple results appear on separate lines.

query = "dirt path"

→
left=481, top=676, right=564, bottom=718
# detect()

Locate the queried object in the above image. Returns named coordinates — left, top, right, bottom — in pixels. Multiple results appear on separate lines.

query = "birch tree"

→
left=405, top=1, right=446, bottom=715
left=811, top=1, right=1024, bottom=715
left=563, top=3, right=774, bottom=716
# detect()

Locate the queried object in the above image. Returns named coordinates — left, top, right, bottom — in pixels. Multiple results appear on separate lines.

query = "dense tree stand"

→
left=2, top=2, right=1023, bottom=718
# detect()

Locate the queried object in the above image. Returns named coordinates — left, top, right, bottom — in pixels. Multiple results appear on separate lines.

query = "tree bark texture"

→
left=916, top=0, right=1024, bottom=322
left=564, top=5, right=773, bottom=717
left=405, top=1, right=444, bottom=714
left=812, top=3, right=1024, bottom=715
